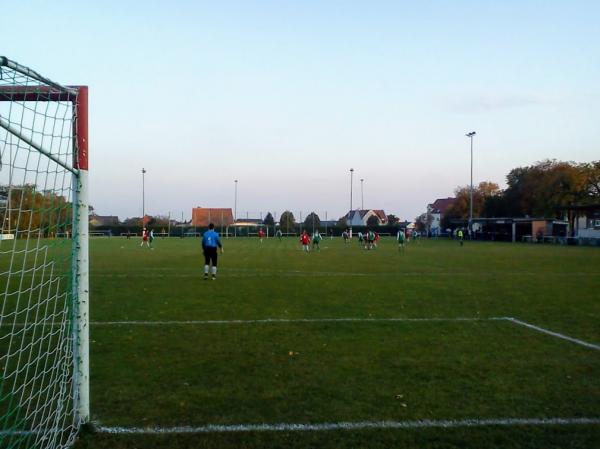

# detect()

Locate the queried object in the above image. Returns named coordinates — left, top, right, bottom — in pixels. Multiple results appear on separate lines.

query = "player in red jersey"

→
left=258, top=228, right=265, bottom=244
left=140, top=227, right=150, bottom=247
left=300, top=230, right=311, bottom=252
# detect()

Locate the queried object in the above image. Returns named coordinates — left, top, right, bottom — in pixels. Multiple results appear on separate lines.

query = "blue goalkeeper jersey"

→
left=202, top=230, right=222, bottom=249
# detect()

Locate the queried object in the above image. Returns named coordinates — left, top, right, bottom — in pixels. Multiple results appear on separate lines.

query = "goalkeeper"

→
left=202, top=223, right=223, bottom=280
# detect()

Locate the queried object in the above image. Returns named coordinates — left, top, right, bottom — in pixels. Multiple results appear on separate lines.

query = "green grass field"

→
left=72, top=236, right=600, bottom=449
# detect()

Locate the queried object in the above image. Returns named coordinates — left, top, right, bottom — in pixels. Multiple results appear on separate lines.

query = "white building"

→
left=427, top=197, right=455, bottom=235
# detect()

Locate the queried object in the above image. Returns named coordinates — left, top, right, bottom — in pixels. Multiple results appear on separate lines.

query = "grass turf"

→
left=74, top=236, right=600, bottom=448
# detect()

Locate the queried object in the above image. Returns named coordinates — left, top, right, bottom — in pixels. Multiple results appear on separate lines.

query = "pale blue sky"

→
left=2, top=1, right=599, bottom=221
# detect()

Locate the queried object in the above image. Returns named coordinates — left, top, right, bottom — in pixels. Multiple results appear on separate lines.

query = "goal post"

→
left=0, top=56, right=89, bottom=447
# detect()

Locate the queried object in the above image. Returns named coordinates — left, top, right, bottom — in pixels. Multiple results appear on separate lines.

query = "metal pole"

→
left=168, top=211, right=171, bottom=237
left=142, top=168, right=146, bottom=225
left=360, top=178, right=364, bottom=210
left=234, top=180, right=238, bottom=237
left=466, top=132, right=476, bottom=238
left=350, top=168, right=354, bottom=237
left=470, top=136, right=473, bottom=235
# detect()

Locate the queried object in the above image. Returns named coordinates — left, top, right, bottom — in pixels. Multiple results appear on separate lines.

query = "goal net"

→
left=0, top=57, right=89, bottom=448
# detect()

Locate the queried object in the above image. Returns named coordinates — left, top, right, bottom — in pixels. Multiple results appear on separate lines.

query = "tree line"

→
left=416, top=159, right=600, bottom=230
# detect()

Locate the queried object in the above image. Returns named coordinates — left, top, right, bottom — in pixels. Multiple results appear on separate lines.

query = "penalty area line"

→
left=97, top=417, right=600, bottom=434
left=90, top=317, right=507, bottom=326
left=506, top=317, right=600, bottom=352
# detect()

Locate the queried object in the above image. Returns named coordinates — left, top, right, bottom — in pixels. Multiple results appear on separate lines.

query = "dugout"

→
left=471, top=218, right=567, bottom=242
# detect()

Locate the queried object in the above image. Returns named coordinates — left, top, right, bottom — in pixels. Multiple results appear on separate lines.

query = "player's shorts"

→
left=204, top=247, right=218, bottom=266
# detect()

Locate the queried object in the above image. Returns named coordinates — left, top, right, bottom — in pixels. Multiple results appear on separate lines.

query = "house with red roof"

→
left=191, top=207, right=234, bottom=227
left=427, top=197, right=456, bottom=234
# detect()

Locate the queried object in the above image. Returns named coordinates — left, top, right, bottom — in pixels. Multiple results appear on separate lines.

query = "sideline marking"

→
left=506, top=317, right=600, bottom=351
left=97, top=417, right=600, bottom=434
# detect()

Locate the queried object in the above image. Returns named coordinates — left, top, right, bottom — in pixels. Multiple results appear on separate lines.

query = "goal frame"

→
left=0, top=56, right=90, bottom=425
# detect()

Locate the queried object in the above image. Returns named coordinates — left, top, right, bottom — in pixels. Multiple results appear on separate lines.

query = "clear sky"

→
left=2, top=1, right=599, bottom=222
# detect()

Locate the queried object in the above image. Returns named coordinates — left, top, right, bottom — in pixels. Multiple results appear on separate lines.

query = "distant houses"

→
left=344, top=209, right=388, bottom=226
left=191, top=207, right=234, bottom=227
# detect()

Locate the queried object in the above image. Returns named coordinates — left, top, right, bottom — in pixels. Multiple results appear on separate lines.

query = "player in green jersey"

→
left=397, top=229, right=406, bottom=253
left=312, top=231, right=323, bottom=251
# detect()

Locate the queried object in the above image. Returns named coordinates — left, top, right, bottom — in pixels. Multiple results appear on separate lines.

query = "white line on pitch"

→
left=506, top=317, right=600, bottom=351
left=97, top=417, right=600, bottom=434
left=90, top=317, right=507, bottom=326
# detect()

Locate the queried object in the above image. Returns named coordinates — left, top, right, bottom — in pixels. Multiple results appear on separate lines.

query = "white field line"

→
left=4, top=316, right=599, bottom=352
left=97, top=417, right=600, bottom=434
left=89, top=270, right=600, bottom=278
left=506, top=317, right=600, bottom=351
left=90, top=317, right=506, bottom=326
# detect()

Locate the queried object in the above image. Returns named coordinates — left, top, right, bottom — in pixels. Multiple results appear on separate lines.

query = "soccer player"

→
left=202, top=223, right=224, bottom=280
left=312, top=230, right=323, bottom=251
left=374, top=231, right=379, bottom=248
left=457, top=228, right=464, bottom=246
left=342, top=230, right=349, bottom=243
left=149, top=228, right=155, bottom=249
left=397, top=228, right=406, bottom=253
left=276, top=229, right=283, bottom=241
left=300, top=230, right=310, bottom=252
left=258, top=228, right=265, bottom=244
left=357, top=232, right=364, bottom=247
left=140, top=227, right=149, bottom=247
left=366, top=230, right=376, bottom=250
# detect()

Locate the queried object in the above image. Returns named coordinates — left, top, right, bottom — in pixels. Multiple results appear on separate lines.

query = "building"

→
left=344, top=209, right=388, bottom=226
left=89, top=215, right=120, bottom=227
left=191, top=207, right=234, bottom=227
left=469, top=217, right=568, bottom=242
left=427, top=197, right=455, bottom=235
left=560, top=203, right=600, bottom=244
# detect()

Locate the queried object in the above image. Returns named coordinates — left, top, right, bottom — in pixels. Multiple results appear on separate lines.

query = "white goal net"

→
left=0, top=57, right=89, bottom=449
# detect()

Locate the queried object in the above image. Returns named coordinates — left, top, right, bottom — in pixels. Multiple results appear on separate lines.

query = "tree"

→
left=386, top=214, right=400, bottom=225
left=367, top=215, right=380, bottom=227
left=582, top=161, right=600, bottom=198
left=502, top=160, right=589, bottom=217
left=279, top=210, right=295, bottom=234
left=336, top=217, right=348, bottom=230
left=445, top=181, right=501, bottom=220
left=303, top=212, right=321, bottom=232
left=263, top=212, right=275, bottom=227
left=122, top=217, right=143, bottom=227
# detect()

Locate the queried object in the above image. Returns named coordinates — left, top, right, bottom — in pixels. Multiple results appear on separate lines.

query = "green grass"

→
left=72, top=237, right=600, bottom=448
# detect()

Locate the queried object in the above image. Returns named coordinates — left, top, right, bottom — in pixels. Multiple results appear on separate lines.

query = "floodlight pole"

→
left=350, top=168, right=354, bottom=237
left=466, top=132, right=476, bottom=238
left=141, top=168, right=146, bottom=226
left=360, top=178, right=364, bottom=210
left=234, top=180, right=238, bottom=237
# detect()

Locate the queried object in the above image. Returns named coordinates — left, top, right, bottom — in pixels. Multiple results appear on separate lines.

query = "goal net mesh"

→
left=0, top=58, right=81, bottom=448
